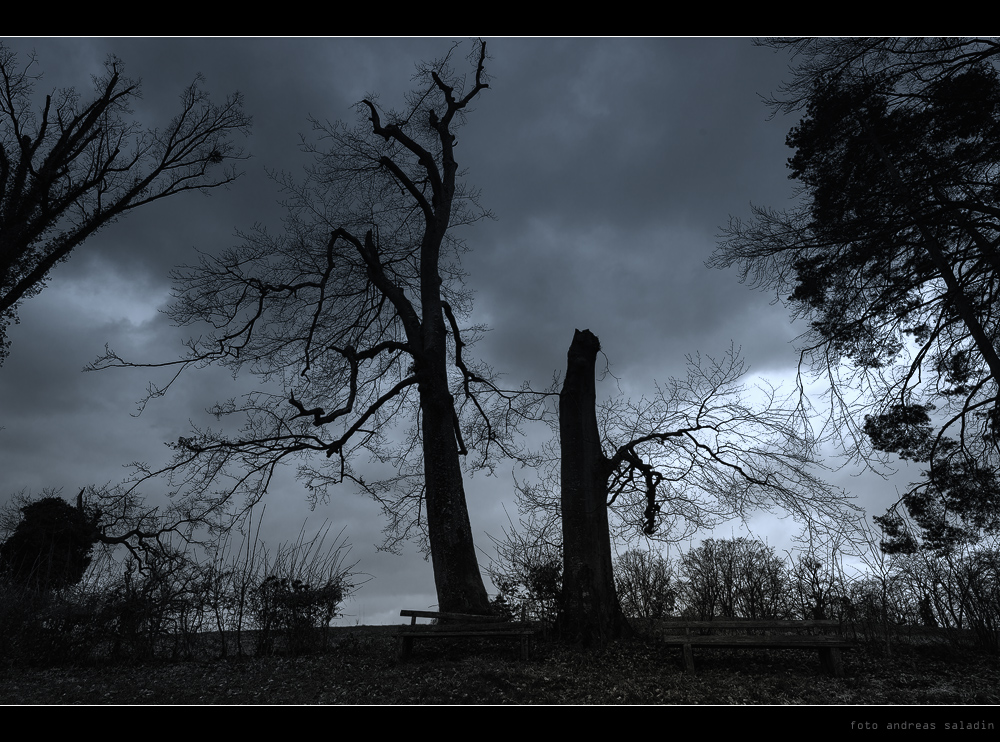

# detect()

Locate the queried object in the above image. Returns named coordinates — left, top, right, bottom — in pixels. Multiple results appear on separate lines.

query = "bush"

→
left=0, top=505, right=362, bottom=667
left=252, top=575, right=345, bottom=655
left=0, top=568, right=117, bottom=668
left=240, top=521, right=357, bottom=656
left=0, top=495, right=99, bottom=592
left=488, top=542, right=562, bottom=624
left=487, top=509, right=563, bottom=624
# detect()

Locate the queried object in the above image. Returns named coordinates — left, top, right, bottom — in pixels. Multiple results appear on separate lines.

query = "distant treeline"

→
left=490, top=535, right=1000, bottom=655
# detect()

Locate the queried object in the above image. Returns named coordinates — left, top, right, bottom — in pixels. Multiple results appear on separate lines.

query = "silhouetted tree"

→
left=91, top=40, right=538, bottom=615
left=559, top=330, right=631, bottom=642
left=0, top=485, right=203, bottom=585
left=554, top=330, right=852, bottom=644
left=678, top=537, right=790, bottom=620
left=614, top=548, right=677, bottom=621
left=789, top=552, right=844, bottom=620
left=712, top=37, right=1000, bottom=553
left=0, top=42, right=250, bottom=365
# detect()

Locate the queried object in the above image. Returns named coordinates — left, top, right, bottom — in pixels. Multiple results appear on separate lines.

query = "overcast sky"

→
left=0, top=37, right=909, bottom=625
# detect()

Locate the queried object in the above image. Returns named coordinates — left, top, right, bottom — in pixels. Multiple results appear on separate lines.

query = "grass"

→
left=1, top=625, right=999, bottom=706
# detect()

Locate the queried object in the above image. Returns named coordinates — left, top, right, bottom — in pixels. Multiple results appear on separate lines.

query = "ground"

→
left=1, top=625, right=999, bottom=707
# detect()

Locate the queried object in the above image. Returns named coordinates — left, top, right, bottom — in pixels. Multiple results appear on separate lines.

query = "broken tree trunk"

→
left=558, top=329, right=632, bottom=644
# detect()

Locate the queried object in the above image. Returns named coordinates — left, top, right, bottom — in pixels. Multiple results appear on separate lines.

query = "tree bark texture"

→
left=420, top=349, right=491, bottom=614
left=559, top=329, right=631, bottom=643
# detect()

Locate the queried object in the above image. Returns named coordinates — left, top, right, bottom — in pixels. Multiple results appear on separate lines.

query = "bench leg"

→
left=398, top=635, right=413, bottom=661
left=681, top=644, right=695, bottom=672
left=819, top=647, right=844, bottom=678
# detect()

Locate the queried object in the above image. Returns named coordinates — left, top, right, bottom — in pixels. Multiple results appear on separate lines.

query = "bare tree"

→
left=555, top=329, right=857, bottom=643
left=677, top=537, right=790, bottom=620
left=614, top=547, right=677, bottom=622
left=789, top=551, right=845, bottom=621
left=91, top=40, right=540, bottom=615
left=0, top=42, right=251, bottom=365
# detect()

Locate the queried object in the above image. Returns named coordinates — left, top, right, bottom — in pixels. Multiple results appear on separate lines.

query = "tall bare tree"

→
left=92, top=40, right=539, bottom=614
left=0, top=42, right=250, bottom=365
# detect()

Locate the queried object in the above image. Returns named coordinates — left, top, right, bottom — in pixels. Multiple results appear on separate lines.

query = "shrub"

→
left=487, top=510, right=563, bottom=624
left=252, top=575, right=345, bottom=654
left=0, top=495, right=99, bottom=592
left=489, top=546, right=562, bottom=624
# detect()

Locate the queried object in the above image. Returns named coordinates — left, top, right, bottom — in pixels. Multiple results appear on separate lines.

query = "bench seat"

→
left=398, top=610, right=535, bottom=660
left=656, top=619, right=853, bottom=677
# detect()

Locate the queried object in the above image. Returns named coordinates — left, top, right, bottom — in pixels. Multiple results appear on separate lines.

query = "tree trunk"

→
left=418, top=294, right=491, bottom=615
left=421, top=381, right=492, bottom=614
left=558, top=329, right=631, bottom=643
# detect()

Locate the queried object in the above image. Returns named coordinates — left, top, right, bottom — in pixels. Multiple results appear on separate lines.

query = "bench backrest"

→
left=400, top=609, right=500, bottom=623
left=659, top=619, right=842, bottom=630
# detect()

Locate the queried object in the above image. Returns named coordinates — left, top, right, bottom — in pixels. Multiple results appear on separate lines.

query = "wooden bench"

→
left=657, top=619, right=853, bottom=677
left=398, top=610, right=536, bottom=661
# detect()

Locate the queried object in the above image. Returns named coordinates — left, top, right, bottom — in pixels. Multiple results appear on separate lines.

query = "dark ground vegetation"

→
left=2, top=625, right=999, bottom=706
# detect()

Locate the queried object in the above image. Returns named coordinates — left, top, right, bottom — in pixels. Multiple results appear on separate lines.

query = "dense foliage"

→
left=713, top=38, right=1000, bottom=552
left=251, top=575, right=346, bottom=655
left=0, top=496, right=99, bottom=591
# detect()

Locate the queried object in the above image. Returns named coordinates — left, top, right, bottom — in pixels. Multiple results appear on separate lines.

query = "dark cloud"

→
left=0, top=38, right=913, bottom=624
